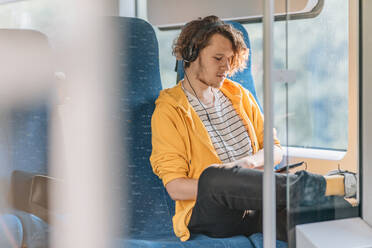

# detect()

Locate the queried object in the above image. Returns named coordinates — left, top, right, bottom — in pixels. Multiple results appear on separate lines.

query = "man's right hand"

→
left=217, top=156, right=260, bottom=169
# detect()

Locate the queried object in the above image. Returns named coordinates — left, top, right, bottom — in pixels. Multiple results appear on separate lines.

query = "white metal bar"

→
left=347, top=0, right=360, bottom=204
left=362, top=0, right=372, bottom=226
left=263, top=0, right=276, bottom=247
left=50, top=3, right=120, bottom=248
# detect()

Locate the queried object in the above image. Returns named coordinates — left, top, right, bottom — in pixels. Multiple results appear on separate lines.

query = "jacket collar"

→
left=155, top=78, right=243, bottom=115
left=220, top=79, right=243, bottom=105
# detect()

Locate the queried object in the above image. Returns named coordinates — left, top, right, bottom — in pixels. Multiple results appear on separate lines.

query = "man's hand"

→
left=213, top=146, right=283, bottom=170
left=235, top=156, right=260, bottom=169
left=219, top=155, right=262, bottom=170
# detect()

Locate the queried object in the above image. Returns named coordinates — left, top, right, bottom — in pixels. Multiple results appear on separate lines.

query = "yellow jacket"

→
left=150, top=78, right=280, bottom=241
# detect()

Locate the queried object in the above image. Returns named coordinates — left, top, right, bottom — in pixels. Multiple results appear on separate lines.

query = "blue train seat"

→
left=115, top=16, right=287, bottom=248
left=0, top=29, right=51, bottom=248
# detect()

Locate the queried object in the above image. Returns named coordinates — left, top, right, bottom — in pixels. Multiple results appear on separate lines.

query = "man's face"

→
left=193, top=33, right=234, bottom=88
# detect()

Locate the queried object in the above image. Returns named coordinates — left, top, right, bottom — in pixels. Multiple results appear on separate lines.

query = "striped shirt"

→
left=183, top=85, right=253, bottom=163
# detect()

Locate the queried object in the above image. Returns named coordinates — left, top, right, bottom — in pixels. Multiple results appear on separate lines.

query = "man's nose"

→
left=221, top=58, right=230, bottom=71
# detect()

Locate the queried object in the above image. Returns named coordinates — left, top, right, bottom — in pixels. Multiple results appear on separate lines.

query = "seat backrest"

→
left=112, top=17, right=175, bottom=238
left=176, top=21, right=262, bottom=110
left=9, top=104, right=49, bottom=175
left=0, top=29, right=51, bottom=248
left=0, top=29, right=51, bottom=176
left=0, top=29, right=52, bottom=211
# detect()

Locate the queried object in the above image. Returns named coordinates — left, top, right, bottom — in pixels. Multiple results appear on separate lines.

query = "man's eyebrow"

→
left=215, top=53, right=234, bottom=57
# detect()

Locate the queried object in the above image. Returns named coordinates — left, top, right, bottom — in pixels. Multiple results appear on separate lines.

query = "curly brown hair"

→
left=173, top=15, right=249, bottom=76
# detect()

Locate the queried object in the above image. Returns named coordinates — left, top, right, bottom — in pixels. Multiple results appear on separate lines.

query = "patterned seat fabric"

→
left=113, top=16, right=174, bottom=238
left=9, top=103, right=49, bottom=175
left=114, top=16, right=287, bottom=248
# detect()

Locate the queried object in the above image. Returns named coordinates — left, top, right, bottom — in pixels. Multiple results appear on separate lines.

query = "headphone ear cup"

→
left=189, top=46, right=199, bottom=62
left=182, top=43, right=199, bottom=63
left=182, top=46, right=190, bottom=62
left=182, top=43, right=198, bottom=62
left=182, top=45, right=192, bottom=62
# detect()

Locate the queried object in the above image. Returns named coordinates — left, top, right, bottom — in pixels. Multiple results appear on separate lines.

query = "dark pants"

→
left=188, top=166, right=327, bottom=242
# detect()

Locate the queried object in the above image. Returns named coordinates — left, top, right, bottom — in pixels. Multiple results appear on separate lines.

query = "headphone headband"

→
left=182, top=21, right=225, bottom=63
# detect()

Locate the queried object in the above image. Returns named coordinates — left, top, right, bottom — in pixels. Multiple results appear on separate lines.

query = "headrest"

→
left=0, top=29, right=54, bottom=105
left=116, top=17, right=162, bottom=95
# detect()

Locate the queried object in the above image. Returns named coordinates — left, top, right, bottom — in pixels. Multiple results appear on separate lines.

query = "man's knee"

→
left=198, top=166, right=225, bottom=193
left=198, top=165, right=240, bottom=195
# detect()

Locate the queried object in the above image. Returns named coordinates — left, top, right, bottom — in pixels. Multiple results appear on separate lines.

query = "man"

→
left=150, top=15, right=354, bottom=242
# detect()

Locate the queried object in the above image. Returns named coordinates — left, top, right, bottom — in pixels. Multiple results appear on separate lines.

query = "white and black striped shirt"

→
left=183, top=86, right=253, bottom=163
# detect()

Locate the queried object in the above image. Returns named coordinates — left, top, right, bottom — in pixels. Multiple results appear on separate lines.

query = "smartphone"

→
left=274, top=161, right=305, bottom=173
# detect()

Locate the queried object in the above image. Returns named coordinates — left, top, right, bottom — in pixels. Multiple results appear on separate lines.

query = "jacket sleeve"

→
left=241, top=87, right=281, bottom=149
left=150, top=103, right=190, bottom=186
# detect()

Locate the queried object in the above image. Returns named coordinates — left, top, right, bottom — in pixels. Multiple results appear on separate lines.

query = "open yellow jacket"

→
left=150, top=79, right=280, bottom=241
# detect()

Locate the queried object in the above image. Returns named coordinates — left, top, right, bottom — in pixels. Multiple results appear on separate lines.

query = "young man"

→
left=150, top=15, right=354, bottom=242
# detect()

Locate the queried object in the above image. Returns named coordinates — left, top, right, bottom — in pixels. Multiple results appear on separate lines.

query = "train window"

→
left=155, top=29, right=180, bottom=89
left=0, top=0, right=56, bottom=32
left=246, top=0, right=348, bottom=151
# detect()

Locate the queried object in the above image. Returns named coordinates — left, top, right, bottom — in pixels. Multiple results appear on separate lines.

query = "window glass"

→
left=155, top=29, right=179, bottom=89
left=0, top=0, right=58, bottom=34
left=245, top=0, right=348, bottom=150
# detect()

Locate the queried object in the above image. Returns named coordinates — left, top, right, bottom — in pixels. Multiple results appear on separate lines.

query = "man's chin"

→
left=212, top=78, right=225, bottom=88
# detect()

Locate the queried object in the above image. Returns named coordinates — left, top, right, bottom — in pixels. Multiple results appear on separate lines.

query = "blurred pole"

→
left=263, top=0, right=275, bottom=247
left=50, top=0, right=121, bottom=247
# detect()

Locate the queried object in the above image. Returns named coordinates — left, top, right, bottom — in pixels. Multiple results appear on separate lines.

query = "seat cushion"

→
left=117, top=233, right=288, bottom=248
left=249, top=233, right=288, bottom=248
left=116, top=233, right=254, bottom=248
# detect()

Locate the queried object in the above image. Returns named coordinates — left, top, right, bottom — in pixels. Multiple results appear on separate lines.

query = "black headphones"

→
left=182, top=21, right=225, bottom=63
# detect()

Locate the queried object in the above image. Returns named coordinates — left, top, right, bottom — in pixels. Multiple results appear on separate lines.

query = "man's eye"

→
left=214, top=57, right=222, bottom=61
